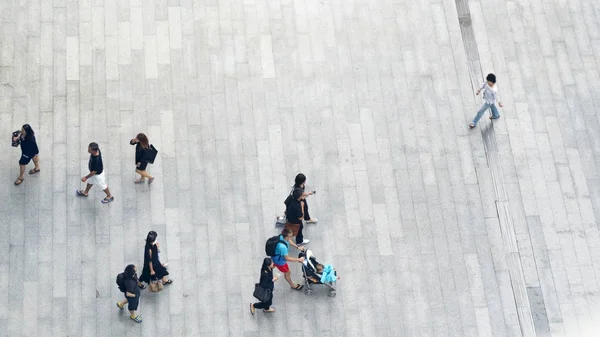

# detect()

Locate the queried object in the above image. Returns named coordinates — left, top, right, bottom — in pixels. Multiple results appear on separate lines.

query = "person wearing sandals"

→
left=139, top=231, right=173, bottom=287
left=130, top=133, right=155, bottom=184
left=76, top=142, right=114, bottom=204
left=116, top=264, right=145, bottom=323
left=250, top=258, right=279, bottom=314
left=13, top=124, right=40, bottom=185
left=272, top=228, right=305, bottom=291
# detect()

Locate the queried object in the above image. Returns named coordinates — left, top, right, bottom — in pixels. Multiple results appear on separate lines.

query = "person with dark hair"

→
left=271, top=228, right=305, bottom=290
left=116, top=264, right=144, bottom=323
left=469, top=73, right=504, bottom=128
left=292, top=173, right=318, bottom=223
left=13, top=124, right=40, bottom=185
left=285, top=188, right=310, bottom=245
left=76, top=142, right=114, bottom=204
left=139, top=231, right=173, bottom=286
left=130, top=133, right=155, bottom=184
left=250, top=258, right=278, bottom=314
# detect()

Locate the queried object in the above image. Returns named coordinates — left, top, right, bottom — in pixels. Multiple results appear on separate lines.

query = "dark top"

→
left=20, top=136, right=39, bottom=156
left=88, top=150, right=103, bottom=174
left=285, top=198, right=303, bottom=224
left=259, top=269, right=274, bottom=291
left=124, top=276, right=140, bottom=297
left=130, top=140, right=149, bottom=165
left=139, top=243, right=169, bottom=283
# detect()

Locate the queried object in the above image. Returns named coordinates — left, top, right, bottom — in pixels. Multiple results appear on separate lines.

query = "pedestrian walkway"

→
left=1, top=0, right=599, bottom=336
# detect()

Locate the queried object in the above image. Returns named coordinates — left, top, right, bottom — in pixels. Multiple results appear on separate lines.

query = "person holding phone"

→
left=293, top=173, right=318, bottom=223
left=13, top=124, right=40, bottom=185
left=129, top=133, right=155, bottom=184
left=139, top=231, right=173, bottom=287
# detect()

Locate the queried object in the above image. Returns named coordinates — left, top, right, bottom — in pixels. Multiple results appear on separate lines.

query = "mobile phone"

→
left=312, top=190, right=316, bottom=194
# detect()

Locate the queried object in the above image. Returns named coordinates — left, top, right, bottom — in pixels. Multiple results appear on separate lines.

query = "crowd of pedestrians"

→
left=9, top=72, right=502, bottom=323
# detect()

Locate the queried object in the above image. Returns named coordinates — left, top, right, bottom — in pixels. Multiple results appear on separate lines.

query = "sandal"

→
left=263, top=308, right=276, bottom=313
left=101, top=196, right=114, bottom=204
left=148, top=177, right=155, bottom=184
left=306, top=218, right=318, bottom=223
left=468, top=124, right=475, bottom=129
left=130, top=315, right=142, bottom=323
left=249, top=303, right=255, bottom=315
left=291, top=284, right=304, bottom=291
left=29, top=168, right=40, bottom=175
left=163, top=279, right=173, bottom=285
left=76, top=190, right=88, bottom=197
left=116, top=302, right=124, bottom=310
left=14, top=177, right=24, bottom=185
left=134, top=179, right=145, bottom=184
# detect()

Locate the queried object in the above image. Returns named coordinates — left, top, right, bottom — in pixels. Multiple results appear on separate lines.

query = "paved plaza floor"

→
left=2, top=0, right=600, bottom=336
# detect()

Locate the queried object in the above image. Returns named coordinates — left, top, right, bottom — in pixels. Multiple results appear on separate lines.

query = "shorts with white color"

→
left=88, top=172, right=108, bottom=190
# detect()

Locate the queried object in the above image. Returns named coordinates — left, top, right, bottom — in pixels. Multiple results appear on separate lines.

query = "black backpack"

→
left=265, top=236, right=287, bottom=257
left=116, top=273, right=126, bottom=292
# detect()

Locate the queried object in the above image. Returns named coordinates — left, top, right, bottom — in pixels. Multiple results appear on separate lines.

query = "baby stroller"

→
left=298, top=250, right=337, bottom=297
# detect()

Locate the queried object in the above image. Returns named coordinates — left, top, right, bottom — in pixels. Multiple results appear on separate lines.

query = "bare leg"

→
left=83, top=183, right=93, bottom=195
left=18, top=164, right=25, bottom=180
left=136, top=169, right=153, bottom=179
left=33, top=155, right=40, bottom=171
left=283, top=272, right=295, bottom=287
left=103, top=187, right=112, bottom=199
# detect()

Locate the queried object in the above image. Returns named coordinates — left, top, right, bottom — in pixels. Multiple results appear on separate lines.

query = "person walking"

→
left=130, top=133, right=155, bottom=184
left=76, top=142, right=114, bottom=204
left=469, top=73, right=504, bottom=128
left=13, top=124, right=40, bottom=185
left=250, top=258, right=278, bottom=314
left=292, top=173, right=318, bottom=223
left=139, top=231, right=173, bottom=286
left=116, top=264, right=144, bottom=323
left=285, top=188, right=310, bottom=245
left=270, top=228, right=305, bottom=291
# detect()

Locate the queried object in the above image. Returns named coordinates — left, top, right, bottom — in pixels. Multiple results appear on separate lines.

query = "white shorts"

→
left=88, top=172, right=108, bottom=190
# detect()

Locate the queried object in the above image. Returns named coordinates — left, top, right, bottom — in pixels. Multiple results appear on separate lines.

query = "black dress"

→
left=130, top=140, right=149, bottom=171
left=139, top=243, right=169, bottom=283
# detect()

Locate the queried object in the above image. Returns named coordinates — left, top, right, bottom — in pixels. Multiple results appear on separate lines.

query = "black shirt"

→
left=20, top=136, right=39, bottom=156
left=285, top=198, right=303, bottom=224
left=259, top=269, right=274, bottom=291
left=124, top=277, right=140, bottom=297
left=88, top=150, right=104, bottom=174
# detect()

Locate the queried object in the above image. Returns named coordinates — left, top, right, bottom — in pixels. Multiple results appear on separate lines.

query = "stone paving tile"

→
left=1, top=0, right=600, bottom=336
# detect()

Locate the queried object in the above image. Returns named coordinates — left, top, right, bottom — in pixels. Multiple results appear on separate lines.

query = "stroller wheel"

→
left=305, top=288, right=313, bottom=296
left=328, top=290, right=336, bottom=297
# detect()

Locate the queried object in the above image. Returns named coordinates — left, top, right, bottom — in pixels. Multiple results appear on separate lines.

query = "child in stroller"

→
left=298, top=250, right=339, bottom=297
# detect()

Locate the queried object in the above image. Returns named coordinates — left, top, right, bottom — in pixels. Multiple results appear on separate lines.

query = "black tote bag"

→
left=253, top=283, right=273, bottom=302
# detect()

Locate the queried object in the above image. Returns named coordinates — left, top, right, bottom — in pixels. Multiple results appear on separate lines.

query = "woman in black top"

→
left=293, top=173, right=318, bottom=223
left=139, top=231, right=173, bottom=286
left=130, top=133, right=155, bottom=184
left=13, top=124, right=40, bottom=185
left=250, top=258, right=278, bottom=314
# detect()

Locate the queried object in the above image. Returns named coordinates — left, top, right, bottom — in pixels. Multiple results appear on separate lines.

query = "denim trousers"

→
left=472, top=102, right=500, bottom=125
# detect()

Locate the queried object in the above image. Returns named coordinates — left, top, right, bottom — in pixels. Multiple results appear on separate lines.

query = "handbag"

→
left=284, top=223, right=300, bottom=236
left=149, top=276, right=163, bottom=292
left=146, top=144, right=158, bottom=164
left=253, top=283, right=272, bottom=302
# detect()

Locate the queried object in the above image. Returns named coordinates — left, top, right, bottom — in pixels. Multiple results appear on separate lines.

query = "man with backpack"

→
left=116, top=264, right=144, bottom=323
left=265, top=228, right=306, bottom=290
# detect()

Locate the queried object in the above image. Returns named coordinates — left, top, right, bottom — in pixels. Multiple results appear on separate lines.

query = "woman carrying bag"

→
left=250, top=258, right=278, bottom=314
left=130, top=133, right=157, bottom=184
left=139, top=231, right=173, bottom=291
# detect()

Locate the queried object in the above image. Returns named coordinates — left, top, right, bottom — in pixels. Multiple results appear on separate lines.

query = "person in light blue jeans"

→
left=469, top=73, right=504, bottom=128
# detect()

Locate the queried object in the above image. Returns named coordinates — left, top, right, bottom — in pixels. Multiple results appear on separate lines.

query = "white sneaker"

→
left=299, top=239, right=310, bottom=245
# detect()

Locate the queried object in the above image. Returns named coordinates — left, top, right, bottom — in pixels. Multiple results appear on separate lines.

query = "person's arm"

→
left=85, top=171, right=97, bottom=178
left=130, top=138, right=138, bottom=145
left=125, top=291, right=136, bottom=297
left=495, top=89, right=503, bottom=107
left=284, top=254, right=303, bottom=263
left=476, top=83, right=486, bottom=95
left=148, top=249, right=155, bottom=275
